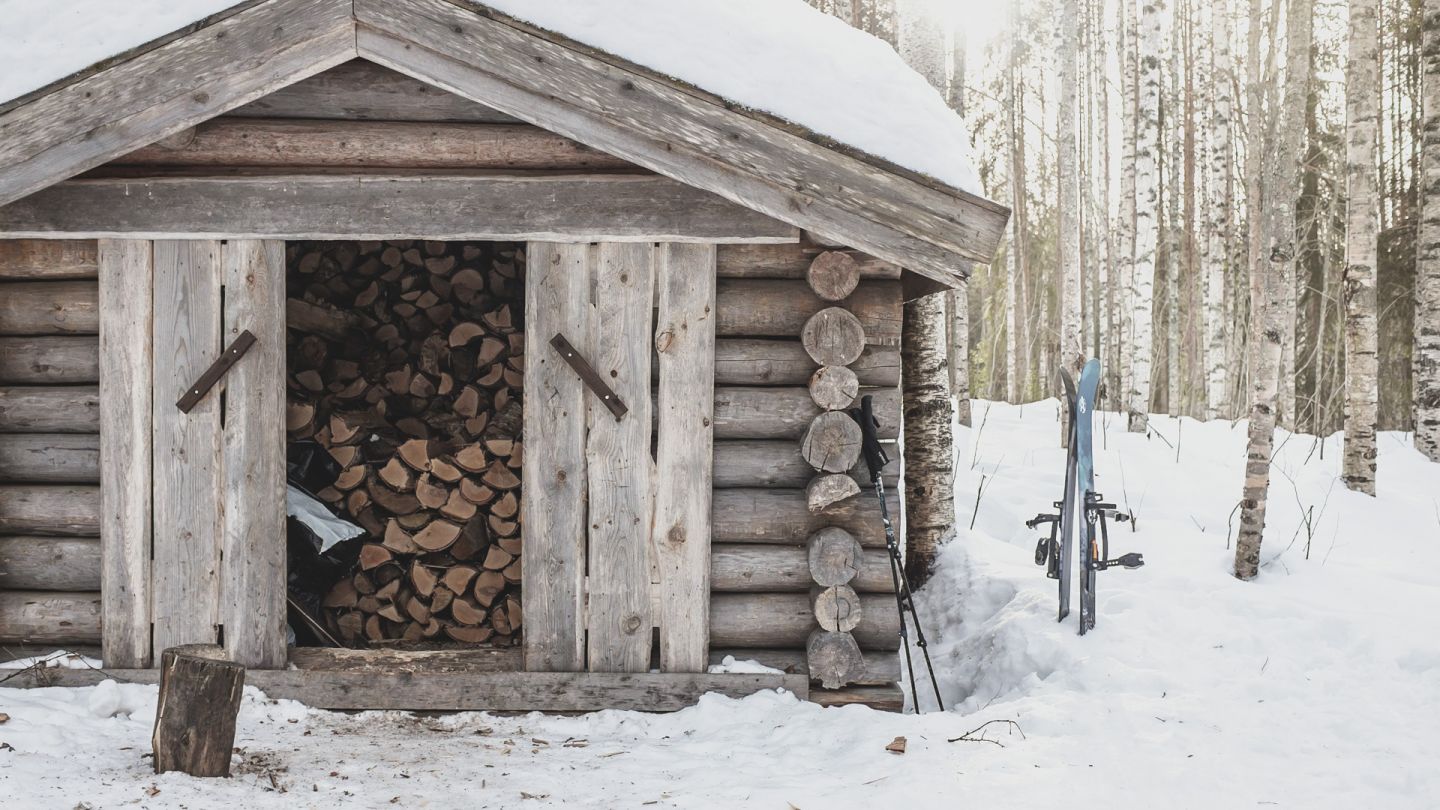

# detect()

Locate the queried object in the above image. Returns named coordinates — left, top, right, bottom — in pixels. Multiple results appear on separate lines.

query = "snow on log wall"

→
left=0, top=239, right=103, bottom=659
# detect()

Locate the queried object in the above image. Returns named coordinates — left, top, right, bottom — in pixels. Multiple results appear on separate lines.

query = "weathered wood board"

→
left=219, top=240, right=288, bottom=668
left=0, top=667, right=808, bottom=711
left=0, top=434, right=99, bottom=482
left=150, top=240, right=223, bottom=654
left=584, top=242, right=655, bottom=673
left=98, top=239, right=153, bottom=667
left=652, top=244, right=717, bottom=672
left=0, top=174, right=797, bottom=244
left=522, top=242, right=591, bottom=672
left=228, top=59, right=521, bottom=123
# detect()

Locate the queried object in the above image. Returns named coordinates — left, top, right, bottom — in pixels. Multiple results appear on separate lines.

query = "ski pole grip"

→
left=847, top=394, right=889, bottom=483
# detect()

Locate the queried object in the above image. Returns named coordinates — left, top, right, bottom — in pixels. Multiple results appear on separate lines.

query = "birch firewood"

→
left=1419, top=0, right=1440, bottom=462
left=1342, top=0, right=1380, bottom=495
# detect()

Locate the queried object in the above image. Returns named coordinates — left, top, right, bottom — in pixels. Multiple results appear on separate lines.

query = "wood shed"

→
left=0, top=0, right=1007, bottom=711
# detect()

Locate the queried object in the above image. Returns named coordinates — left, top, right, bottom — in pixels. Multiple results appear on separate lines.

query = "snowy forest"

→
left=810, top=0, right=1440, bottom=581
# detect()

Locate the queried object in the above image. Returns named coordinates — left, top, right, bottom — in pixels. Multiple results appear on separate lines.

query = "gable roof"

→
left=0, top=0, right=1008, bottom=285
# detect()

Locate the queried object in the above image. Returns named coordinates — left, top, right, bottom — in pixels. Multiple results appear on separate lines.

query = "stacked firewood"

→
left=283, top=240, right=524, bottom=647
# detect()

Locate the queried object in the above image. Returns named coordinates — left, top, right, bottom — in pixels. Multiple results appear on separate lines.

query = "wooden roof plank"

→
left=0, top=0, right=357, bottom=209
left=355, top=0, right=1007, bottom=284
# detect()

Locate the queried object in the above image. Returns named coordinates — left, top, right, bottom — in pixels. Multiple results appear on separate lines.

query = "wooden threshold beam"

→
left=0, top=667, right=809, bottom=711
left=0, top=174, right=799, bottom=243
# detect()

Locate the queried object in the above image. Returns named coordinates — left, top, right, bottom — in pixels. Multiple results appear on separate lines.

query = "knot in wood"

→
left=655, top=330, right=675, bottom=353
left=667, top=524, right=687, bottom=545
left=623, top=614, right=643, bottom=634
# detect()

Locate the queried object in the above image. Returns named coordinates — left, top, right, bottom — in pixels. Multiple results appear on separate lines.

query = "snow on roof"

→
left=0, top=0, right=979, bottom=194
left=0, top=0, right=240, bottom=104
left=484, top=0, right=980, bottom=193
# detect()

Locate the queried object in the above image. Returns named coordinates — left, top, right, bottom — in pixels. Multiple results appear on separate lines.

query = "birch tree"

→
left=1342, top=0, right=1380, bottom=494
left=1059, top=0, right=1085, bottom=410
left=1119, top=0, right=1139, bottom=412
left=896, top=0, right=954, bottom=586
left=1205, top=0, right=1233, bottom=419
left=1130, top=0, right=1164, bottom=432
left=1417, top=0, right=1440, bottom=461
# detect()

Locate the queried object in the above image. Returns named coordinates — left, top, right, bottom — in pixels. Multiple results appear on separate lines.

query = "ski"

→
left=1028, top=369, right=1079, bottom=622
left=1074, top=357, right=1145, bottom=635
left=1074, top=359, right=1101, bottom=634
left=1029, top=358, right=1145, bottom=634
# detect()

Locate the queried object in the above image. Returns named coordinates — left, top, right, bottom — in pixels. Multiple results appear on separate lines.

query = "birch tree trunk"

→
left=1235, top=0, right=1315, bottom=579
left=1119, top=0, right=1139, bottom=413
left=947, top=33, right=972, bottom=427
left=1130, top=0, right=1164, bottom=432
left=1205, top=0, right=1233, bottom=420
left=1343, top=0, right=1380, bottom=495
left=1416, top=0, right=1440, bottom=461
left=1009, top=6, right=1031, bottom=404
left=1165, top=2, right=1183, bottom=416
left=1059, top=0, right=1084, bottom=441
left=896, top=0, right=955, bottom=587
left=949, top=284, right=971, bottom=426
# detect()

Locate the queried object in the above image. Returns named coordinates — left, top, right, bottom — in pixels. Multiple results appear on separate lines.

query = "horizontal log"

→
left=0, top=668, right=810, bottom=710
left=0, top=337, right=99, bottom=383
left=0, top=644, right=101, bottom=664
left=716, top=279, right=901, bottom=345
left=713, top=339, right=899, bottom=387
left=0, top=434, right=100, bottom=482
left=0, top=591, right=101, bottom=644
left=229, top=60, right=522, bottom=123
left=0, top=485, right=100, bottom=536
left=712, top=439, right=898, bottom=489
left=287, top=646, right=524, bottom=673
left=709, top=593, right=900, bottom=650
left=0, top=174, right=799, bottom=244
left=0, top=536, right=100, bottom=590
left=0, top=281, right=99, bottom=335
left=0, top=240, right=98, bottom=279
left=715, top=244, right=899, bottom=280
left=712, top=488, right=897, bottom=548
left=713, top=386, right=898, bottom=440
left=117, top=118, right=637, bottom=172
left=711, top=543, right=894, bottom=593
left=810, top=684, right=904, bottom=712
left=0, top=386, right=99, bottom=432
left=708, top=648, right=901, bottom=686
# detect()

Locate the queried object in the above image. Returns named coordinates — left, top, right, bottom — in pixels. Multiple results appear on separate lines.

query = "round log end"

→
left=800, top=307, right=865, bottom=367
left=806, top=251, right=860, bottom=301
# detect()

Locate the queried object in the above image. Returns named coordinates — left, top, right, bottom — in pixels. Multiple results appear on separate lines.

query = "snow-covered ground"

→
left=2, top=400, right=1437, bottom=808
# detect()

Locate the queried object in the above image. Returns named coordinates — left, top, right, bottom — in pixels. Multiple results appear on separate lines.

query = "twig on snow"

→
left=948, top=719, right=1026, bottom=747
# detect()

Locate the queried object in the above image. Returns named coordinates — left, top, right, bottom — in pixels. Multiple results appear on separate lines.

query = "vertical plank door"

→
left=522, top=242, right=593, bottom=672
left=584, top=243, right=655, bottom=672
left=652, top=244, right=717, bottom=672
left=150, top=240, right=224, bottom=653
left=220, top=240, right=287, bottom=668
left=98, top=240, right=154, bottom=668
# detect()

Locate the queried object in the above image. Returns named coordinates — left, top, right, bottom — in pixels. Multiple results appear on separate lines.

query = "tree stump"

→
left=805, top=251, right=860, bottom=301
left=808, top=365, right=860, bottom=411
left=800, top=307, right=866, bottom=366
left=807, top=526, right=865, bottom=586
left=806, top=473, right=861, bottom=512
left=152, top=646, right=245, bottom=777
left=800, top=411, right=863, bottom=473
left=810, top=584, right=863, bottom=632
left=807, top=628, right=865, bottom=689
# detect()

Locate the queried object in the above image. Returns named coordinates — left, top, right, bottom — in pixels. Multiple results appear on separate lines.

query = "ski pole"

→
left=849, top=395, right=945, bottom=713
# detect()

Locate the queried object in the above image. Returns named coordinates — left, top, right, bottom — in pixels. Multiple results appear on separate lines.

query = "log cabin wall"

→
left=707, top=243, right=906, bottom=710
left=0, top=239, right=104, bottom=660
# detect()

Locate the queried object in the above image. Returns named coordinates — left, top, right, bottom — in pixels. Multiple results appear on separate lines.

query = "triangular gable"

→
left=0, top=0, right=1008, bottom=285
